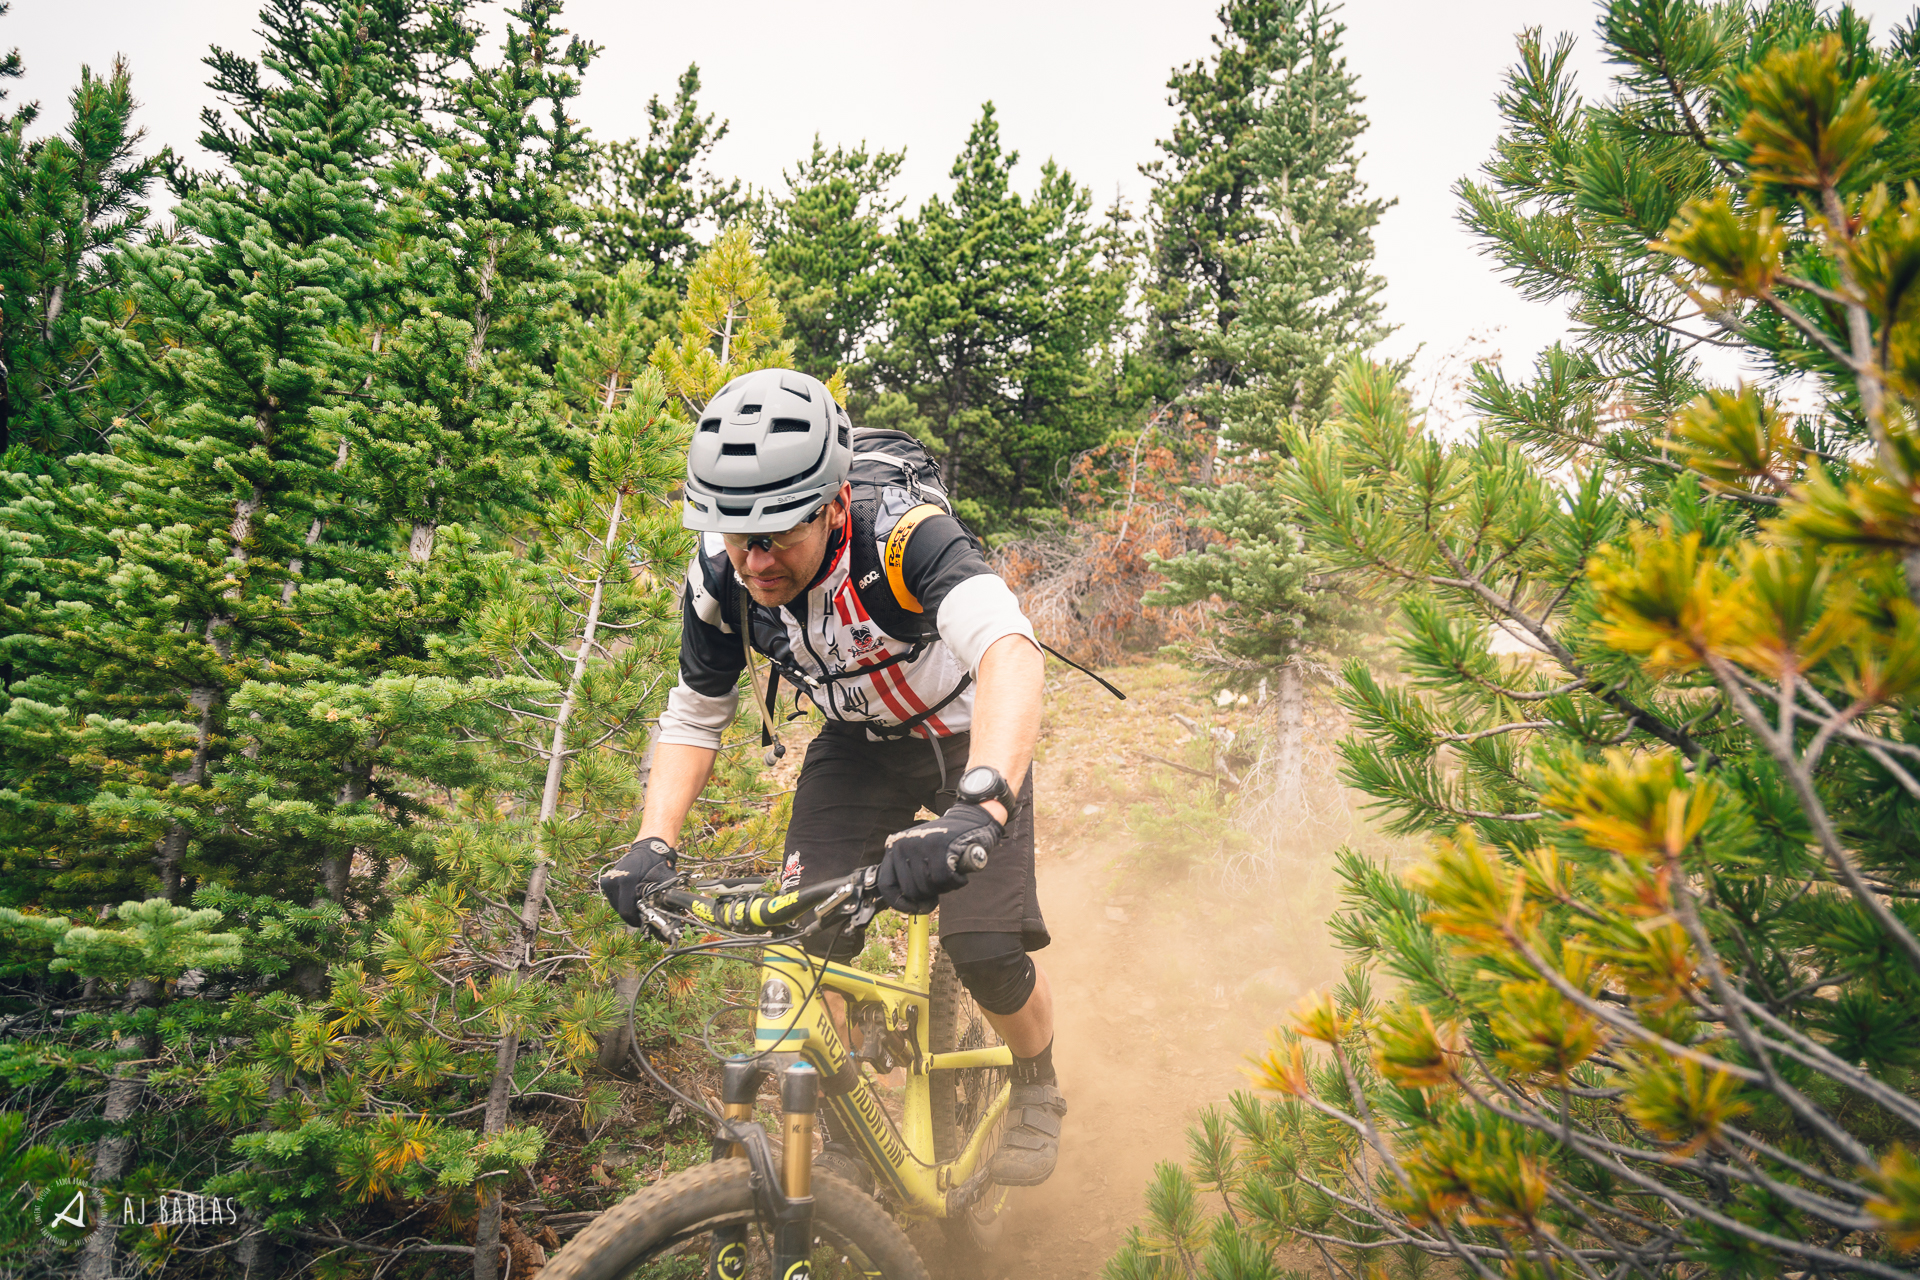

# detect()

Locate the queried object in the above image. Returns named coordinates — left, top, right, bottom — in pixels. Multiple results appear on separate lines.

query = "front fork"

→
left=707, top=1057, right=820, bottom=1280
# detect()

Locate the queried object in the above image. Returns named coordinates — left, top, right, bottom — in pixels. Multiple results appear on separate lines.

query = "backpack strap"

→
left=881, top=502, right=946, bottom=614
left=736, top=583, right=787, bottom=766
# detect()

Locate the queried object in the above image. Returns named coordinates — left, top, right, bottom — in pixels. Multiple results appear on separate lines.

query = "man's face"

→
left=725, top=484, right=851, bottom=608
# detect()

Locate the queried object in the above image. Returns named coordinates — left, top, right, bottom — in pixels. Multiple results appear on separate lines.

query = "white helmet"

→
left=682, top=368, right=852, bottom=533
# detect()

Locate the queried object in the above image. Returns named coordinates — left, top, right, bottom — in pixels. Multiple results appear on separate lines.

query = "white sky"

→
left=10, top=0, right=1914, bottom=408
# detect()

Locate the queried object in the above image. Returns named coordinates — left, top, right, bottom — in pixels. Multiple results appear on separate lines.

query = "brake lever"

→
left=637, top=902, right=681, bottom=944
left=844, top=865, right=882, bottom=932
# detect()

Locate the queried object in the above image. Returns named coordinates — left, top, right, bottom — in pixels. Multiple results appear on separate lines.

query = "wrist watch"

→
left=956, top=765, right=1013, bottom=810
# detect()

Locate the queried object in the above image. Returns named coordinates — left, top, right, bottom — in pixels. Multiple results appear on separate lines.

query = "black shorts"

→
left=780, top=724, right=1048, bottom=958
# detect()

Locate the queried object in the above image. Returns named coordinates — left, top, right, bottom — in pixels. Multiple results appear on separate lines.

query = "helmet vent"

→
left=739, top=404, right=762, bottom=414
left=721, top=442, right=757, bottom=456
left=769, top=417, right=811, bottom=433
left=699, top=418, right=721, bottom=432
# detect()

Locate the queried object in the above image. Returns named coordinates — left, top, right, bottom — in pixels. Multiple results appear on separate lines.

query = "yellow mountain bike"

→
left=543, top=856, right=1011, bottom=1280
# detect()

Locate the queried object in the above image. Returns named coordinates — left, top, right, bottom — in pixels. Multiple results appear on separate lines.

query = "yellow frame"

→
left=748, top=911, right=1012, bottom=1218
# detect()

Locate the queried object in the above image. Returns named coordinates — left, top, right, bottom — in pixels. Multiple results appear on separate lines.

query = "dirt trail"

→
left=910, top=662, right=1364, bottom=1278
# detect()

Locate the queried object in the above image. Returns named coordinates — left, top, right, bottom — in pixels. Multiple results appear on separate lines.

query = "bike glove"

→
left=599, top=836, right=678, bottom=927
left=876, top=803, right=1002, bottom=915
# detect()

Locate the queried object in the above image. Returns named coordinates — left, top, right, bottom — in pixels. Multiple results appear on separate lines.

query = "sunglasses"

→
left=720, top=501, right=831, bottom=553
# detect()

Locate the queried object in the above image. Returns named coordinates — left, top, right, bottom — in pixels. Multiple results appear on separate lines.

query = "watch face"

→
left=961, top=766, right=999, bottom=798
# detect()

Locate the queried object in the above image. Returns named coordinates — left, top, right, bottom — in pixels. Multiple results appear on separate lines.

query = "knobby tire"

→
left=539, top=1158, right=928, bottom=1280
left=928, top=943, right=1012, bottom=1258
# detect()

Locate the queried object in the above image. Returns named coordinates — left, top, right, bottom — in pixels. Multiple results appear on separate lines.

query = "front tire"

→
left=539, top=1159, right=928, bottom=1280
left=928, top=944, right=1012, bottom=1258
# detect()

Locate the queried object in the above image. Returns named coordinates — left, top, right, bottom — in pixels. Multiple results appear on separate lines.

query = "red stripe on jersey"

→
left=862, top=666, right=918, bottom=728
left=880, top=658, right=951, bottom=738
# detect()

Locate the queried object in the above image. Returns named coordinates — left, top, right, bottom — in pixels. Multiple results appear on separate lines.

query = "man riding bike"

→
left=599, top=367, right=1065, bottom=1188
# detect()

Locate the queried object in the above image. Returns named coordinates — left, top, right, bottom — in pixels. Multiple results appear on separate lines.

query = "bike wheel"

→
left=539, top=1159, right=928, bottom=1280
left=928, top=943, right=1011, bottom=1257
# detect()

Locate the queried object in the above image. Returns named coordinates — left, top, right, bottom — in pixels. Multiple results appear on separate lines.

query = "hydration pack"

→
left=842, top=428, right=968, bottom=644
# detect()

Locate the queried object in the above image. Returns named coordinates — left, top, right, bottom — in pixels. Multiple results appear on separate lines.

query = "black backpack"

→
left=843, top=428, right=964, bottom=644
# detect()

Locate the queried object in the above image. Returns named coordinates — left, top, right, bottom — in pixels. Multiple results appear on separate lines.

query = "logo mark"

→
left=36, top=1180, right=92, bottom=1244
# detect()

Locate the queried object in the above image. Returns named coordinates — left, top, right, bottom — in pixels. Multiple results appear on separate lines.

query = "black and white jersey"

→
left=657, top=513, right=1037, bottom=749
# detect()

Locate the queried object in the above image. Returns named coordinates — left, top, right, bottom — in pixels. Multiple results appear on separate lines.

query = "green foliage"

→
left=0, top=54, right=159, bottom=458
left=873, top=104, right=1129, bottom=530
left=1141, top=0, right=1299, bottom=402
left=1207, top=0, right=1388, bottom=446
left=651, top=222, right=801, bottom=416
left=1148, top=4, right=1385, bottom=697
left=761, top=138, right=904, bottom=382
left=577, top=63, right=747, bottom=319
left=1121, top=8, right=1920, bottom=1278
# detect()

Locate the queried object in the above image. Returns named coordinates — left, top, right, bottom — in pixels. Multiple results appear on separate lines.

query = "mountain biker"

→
left=598, top=367, right=1065, bottom=1188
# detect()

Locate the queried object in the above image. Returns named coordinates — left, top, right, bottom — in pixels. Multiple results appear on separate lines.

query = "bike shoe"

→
left=988, top=1083, right=1067, bottom=1186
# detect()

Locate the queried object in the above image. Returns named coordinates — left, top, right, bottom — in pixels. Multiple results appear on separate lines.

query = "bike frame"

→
left=748, top=910, right=1011, bottom=1217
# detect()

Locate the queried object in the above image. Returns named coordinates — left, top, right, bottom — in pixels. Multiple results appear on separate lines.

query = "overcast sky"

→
left=10, top=0, right=1916, bottom=407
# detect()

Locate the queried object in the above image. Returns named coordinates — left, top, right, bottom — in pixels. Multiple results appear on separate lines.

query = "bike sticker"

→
left=782, top=1262, right=812, bottom=1279
left=715, top=1241, right=747, bottom=1279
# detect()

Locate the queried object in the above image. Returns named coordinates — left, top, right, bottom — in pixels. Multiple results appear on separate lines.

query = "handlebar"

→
left=639, top=844, right=991, bottom=940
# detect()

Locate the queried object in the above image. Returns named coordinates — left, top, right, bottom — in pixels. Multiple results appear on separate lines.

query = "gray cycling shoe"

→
left=988, top=1082, right=1067, bottom=1186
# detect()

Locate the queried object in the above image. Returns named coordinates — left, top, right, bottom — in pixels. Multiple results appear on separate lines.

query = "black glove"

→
left=876, top=803, right=1002, bottom=915
left=599, top=836, right=678, bottom=927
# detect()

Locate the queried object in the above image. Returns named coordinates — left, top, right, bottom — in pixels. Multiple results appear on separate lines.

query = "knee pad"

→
left=943, top=932, right=1035, bottom=1016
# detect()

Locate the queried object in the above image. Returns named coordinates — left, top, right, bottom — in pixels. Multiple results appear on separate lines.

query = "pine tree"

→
left=1, top=9, right=400, bottom=913
left=577, top=64, right=748, bottom=319
left=1146, top=3, right=1387, bottom=816
left=873, top=104, right=1128, bottom=530
left=1113, top=11, right=1920, bottom=1276
left=761, top=137, right=904, bottom=382
left=651, top=221, right=804, bottom=416
left=1140, top=0, right=1294, bottom=426
left=0, top=55, right=160, bottom=458
left=198, top=0, right=482, bottom=170
left=1208, top=0, right=1388, bottom=446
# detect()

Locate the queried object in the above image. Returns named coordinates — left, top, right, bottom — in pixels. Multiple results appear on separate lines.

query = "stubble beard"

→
left=737, top=541, right=828, bottom=609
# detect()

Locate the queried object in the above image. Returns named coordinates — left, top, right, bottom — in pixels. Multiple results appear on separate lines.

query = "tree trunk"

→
left=322, top=761, right=370, bottom=905
left=1196, top=415, right=1221, bottom=486
left=474, top=489, right=628, bottom=1280
left=78, top=980, right=154, bottom=1280
left=1273, top=661, right=1304, bottom=816
left=409, top=520, right=436, bottom=563
left=234, top=1072, right=288, bottom=1278
left=471, top=1030, right=519, bottom=1280
left=598, top=726, right=657, bottom=1075
left=154, top=686, right=218, bottom=902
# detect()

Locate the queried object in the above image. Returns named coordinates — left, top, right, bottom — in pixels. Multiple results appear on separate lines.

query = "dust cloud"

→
left=910, top=666, right=1378, bottom=1279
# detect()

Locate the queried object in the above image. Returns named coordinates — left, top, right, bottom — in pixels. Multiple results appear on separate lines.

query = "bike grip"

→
left=947, top=844, right=991, bottom=874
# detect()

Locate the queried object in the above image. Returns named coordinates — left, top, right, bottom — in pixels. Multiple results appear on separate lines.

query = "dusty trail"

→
left=910, top=663, right=1358, bottom=1278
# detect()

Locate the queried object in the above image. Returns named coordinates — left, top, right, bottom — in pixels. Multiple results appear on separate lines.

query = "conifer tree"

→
left=874, top=105, right=1127, bottom=529
left=1209, top=0, right=1388, bottom=445
left=1141, top=0, right=1293, bottom=422
left=577, top=64, right=747, bottom=318
left=1147, top=2, right=1386, bottom=813
left=1, top=8, right=400, bottom=912
left=198, top=0, right=482, bottom=170
left=0, top=55, right=160, bottom=458
left=761, top=137, right=904, bottom=382
left=1113, top=10, right=1920, bottom=1277
left=651, top=222, right=804, bottom=416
